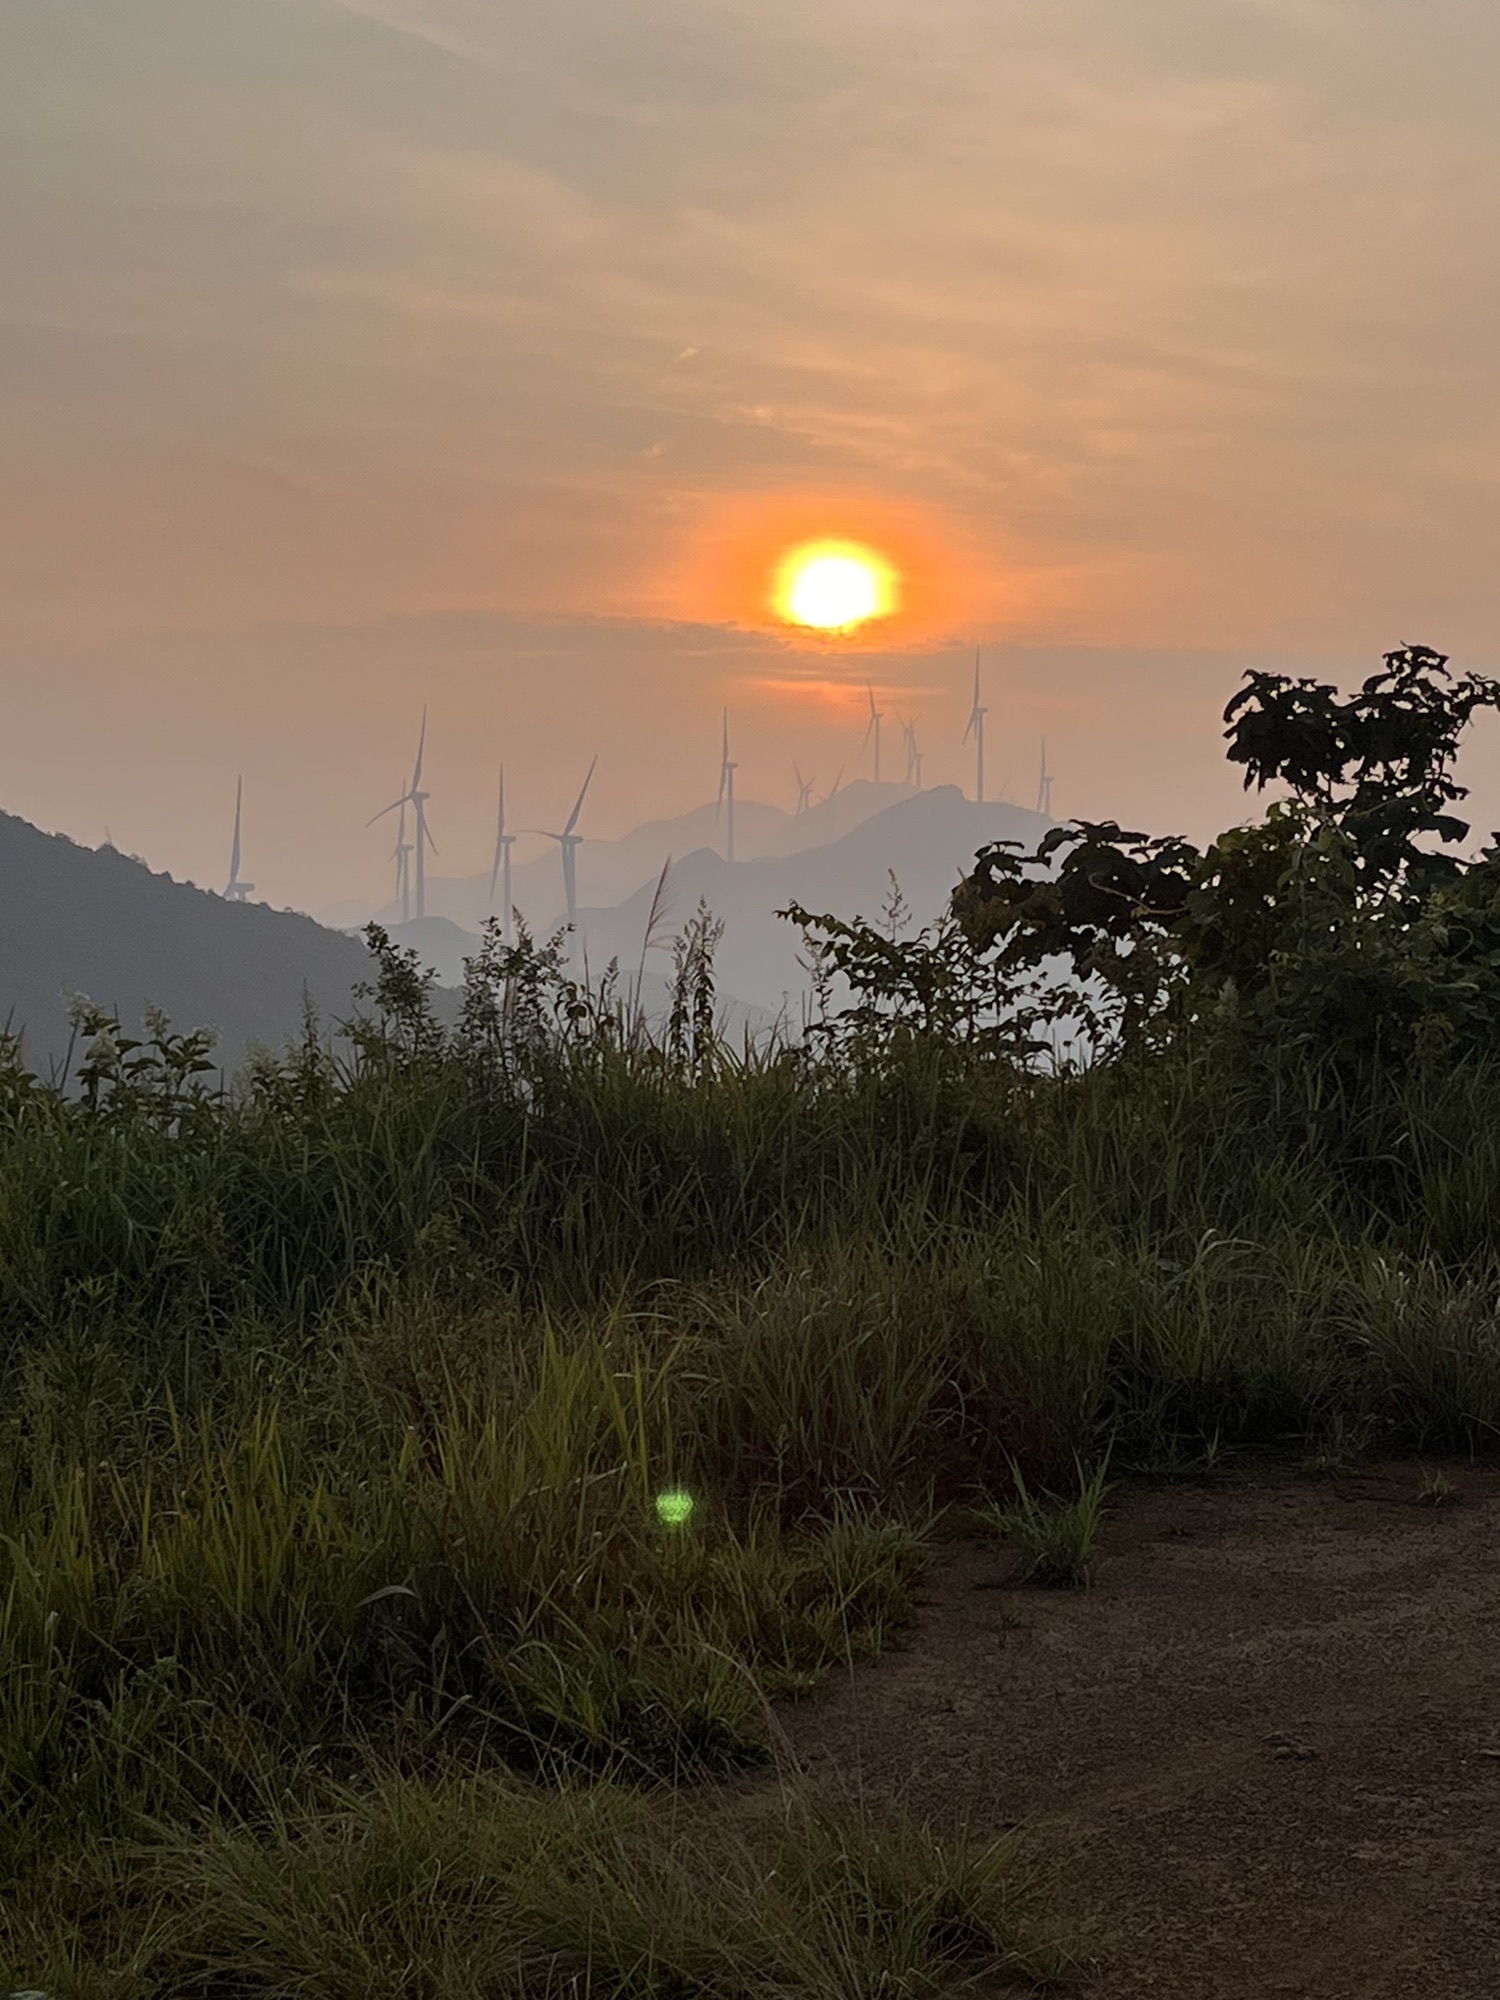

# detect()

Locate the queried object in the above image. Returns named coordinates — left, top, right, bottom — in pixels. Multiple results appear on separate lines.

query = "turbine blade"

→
left=229, top=776, right=243, bottom=881
left=563, top=755, right=597, bottom=836
left=411, top=706, right=427, bottom=791
left=367, top=795, right=409, bottom=826
left=490, top=773, right=505, bottom=900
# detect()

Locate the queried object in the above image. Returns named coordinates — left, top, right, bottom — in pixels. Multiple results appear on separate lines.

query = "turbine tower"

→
left=863, top=685, right=885, bottom=785
left=901, top=718, right=924, bottom=790
left=963, top=650, right=987, bottom=804
left=716, top=710, right=738, bottom=863
left=488, top=768, right=517, bottom=940
left=1036, top=740, right=1054, bottom=818
left=224, top=777, right=254, bottom=901
left=538, top=756, right=597, bottom=927
left=368, top=709, right=438, bottom=920
left=793, top=764, right=815, bottom=814
left=392, top=794, right=413, bottom=923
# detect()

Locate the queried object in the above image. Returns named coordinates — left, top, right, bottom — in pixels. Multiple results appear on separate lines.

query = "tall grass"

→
left=5, top=927, right=1500, bottom=1990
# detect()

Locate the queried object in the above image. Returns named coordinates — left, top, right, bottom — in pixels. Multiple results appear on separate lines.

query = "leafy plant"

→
left=951, top=645, right=1500, bottom=1074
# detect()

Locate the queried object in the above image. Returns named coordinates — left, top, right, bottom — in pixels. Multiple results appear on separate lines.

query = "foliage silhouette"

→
left=948, top=644, right=1500, bottom=1073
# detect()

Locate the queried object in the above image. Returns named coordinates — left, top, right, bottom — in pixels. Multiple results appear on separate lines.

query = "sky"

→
left=5, top=0, right=1500, bottom=912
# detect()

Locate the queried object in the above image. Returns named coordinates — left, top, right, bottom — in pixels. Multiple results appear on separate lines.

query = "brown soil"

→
left=666, top=1456, right=1500, bottom=1997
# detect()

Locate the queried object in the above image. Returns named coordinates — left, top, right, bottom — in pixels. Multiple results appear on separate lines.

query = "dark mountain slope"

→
left=0, top=811, right=382, bottom=1078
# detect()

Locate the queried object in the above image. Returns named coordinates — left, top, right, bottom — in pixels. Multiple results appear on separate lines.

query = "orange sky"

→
left=5, top=0, right=1500, bottom=910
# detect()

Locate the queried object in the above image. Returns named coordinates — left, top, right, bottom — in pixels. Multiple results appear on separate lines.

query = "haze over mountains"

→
left=320, top=779, right=941, bottom=935
left=1, top=776, right=1055, bottom=1077
left=345, top=781, right=1054, bottom=1021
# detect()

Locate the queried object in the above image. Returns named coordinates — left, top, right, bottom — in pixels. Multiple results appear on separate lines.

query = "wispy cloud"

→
left=5, top=0, right=1500, bottom=900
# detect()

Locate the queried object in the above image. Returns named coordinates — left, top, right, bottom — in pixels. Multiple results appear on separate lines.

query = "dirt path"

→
left=669, top=1458, right=1500, bottom=1997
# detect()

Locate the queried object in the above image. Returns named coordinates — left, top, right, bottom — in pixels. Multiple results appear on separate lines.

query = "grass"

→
left=977, top=1455, right=1113, bottom=1589
left=1416, top=1466, right=1460, bottom=1506
left=6, top=928, right=1500, bottom=1989
left=0, top=1765, right=1075, bottom=1999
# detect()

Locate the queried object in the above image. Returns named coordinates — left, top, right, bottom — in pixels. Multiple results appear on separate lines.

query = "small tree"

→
left=952, top=645, right=1500, bottom=1073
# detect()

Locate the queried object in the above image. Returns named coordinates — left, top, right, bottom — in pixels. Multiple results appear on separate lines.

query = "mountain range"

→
left=365, top=784, right=1051, bottom=1022
left=0, top=811, right=379, bottom=1079
left=1, top=783, right=1053, bottom=1079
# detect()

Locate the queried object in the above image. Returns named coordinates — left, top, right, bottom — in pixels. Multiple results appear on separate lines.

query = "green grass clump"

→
left=1415, top=1466, right=1460, bottom=1506
left=979, top=1455, right=1112, bottom=1589
left=0, top=1765, right=1073, bottom=1999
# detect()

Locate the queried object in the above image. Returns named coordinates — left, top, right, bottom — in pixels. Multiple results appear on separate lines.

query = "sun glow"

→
left=774, top=540, right=898, bottom=632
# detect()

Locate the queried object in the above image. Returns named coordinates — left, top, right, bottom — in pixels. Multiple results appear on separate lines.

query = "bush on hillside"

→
left=944, top=644, right=1500, bottom=1076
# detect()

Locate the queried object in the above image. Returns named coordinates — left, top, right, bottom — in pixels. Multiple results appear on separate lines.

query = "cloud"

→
left=6, top=0, right=1500, bottom=905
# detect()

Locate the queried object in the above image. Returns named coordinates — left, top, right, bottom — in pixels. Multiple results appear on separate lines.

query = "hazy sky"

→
left=6, top=0, right=1500, bottom=911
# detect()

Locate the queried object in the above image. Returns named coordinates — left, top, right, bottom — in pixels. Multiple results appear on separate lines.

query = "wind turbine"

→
left=391, top=795, right=413, bottom=923
left=716, top=710, right=738, bottom=863
left=488, top=768, right=517, bottom=939
left=963, top=650, right=987, bottom=804
left=901, top=718, right=924, bottom=790
left=537, top=756, right=597, bottom=926
left=368, top=709, right=438, bottom=920
left=793, top=764, right=815, bottom=815
left=863, top=685, right=885, bottom=785
left=224, top=777, right=254, bottom=901
left=1036, top=740, right=1054, bottom=818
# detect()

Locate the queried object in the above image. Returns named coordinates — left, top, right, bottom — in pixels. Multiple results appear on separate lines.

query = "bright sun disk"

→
left=775, top=540, right=897, bottom=631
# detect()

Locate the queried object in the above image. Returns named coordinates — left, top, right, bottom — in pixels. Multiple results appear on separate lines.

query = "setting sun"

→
left=774, top=540, right=898, bottom=632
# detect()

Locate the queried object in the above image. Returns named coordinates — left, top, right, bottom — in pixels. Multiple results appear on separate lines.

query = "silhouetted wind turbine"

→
left=369, top=709, right=438, bottom=920
left=825, top=764, right=845, bottom=802
left=863, top=685, right=885, bottom=785
left=793, top=764, right=815, bottom=814
left=391, top=794, right=413, bottom=922
left=224, top=778, right=255, bottom=901
left=536, top=756, right=597, bottom=926
left=900, top=718, right=924, bottom=790
left=716, top=710, right=738, bottom=863
left=488, top=768, right=517, bottom=939
left=963, top=650, right=987, bottom=804
left=1036, top=740, right=1054, bottom=818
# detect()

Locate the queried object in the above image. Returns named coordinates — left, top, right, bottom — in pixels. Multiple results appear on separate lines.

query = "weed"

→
left=979, top=1453, right=1112, bottom=1588
left=1415, top=1466, right=1460, bottom=1506
left=1303, top=1410, right=1376, bottom=1475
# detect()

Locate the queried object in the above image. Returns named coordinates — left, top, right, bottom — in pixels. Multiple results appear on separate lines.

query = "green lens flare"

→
left=655, top=1489, right=694, bottom=1528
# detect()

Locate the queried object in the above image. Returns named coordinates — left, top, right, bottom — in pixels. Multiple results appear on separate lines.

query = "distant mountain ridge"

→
left=0, top=783, right=1059, bottom=1079
left=567, top=786, right=1053, bottom=1019
left=320, top=780, right=927, bottom=936
left=0, top=811, right=384, bottom=1078
left=331, top=785, right=1054, bottom=1022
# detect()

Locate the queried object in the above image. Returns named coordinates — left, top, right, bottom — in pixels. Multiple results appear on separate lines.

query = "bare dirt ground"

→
left=664, top=1457, right=1500, bottom=1998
